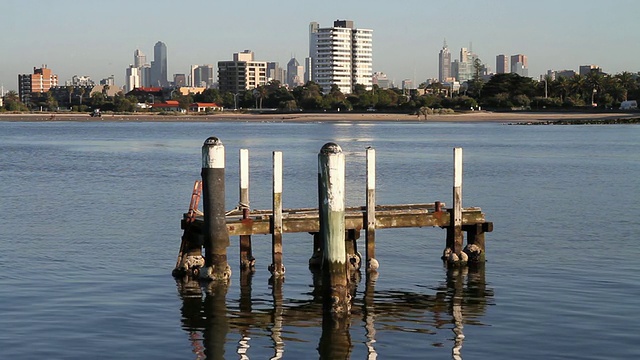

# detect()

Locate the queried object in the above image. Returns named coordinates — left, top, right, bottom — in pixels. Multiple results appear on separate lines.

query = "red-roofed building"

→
left=189, top=102, right=223, bottom=112
left=150, top=100, right=184, bottom=112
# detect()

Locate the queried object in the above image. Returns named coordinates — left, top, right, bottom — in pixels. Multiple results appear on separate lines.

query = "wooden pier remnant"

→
left=238, top=149, right=255, bottom=272
left=175, top=138, right=493, bottom=283
left=318, top=143, right=350, bottom=314
left=269, top=151, right=286, bottom=277
left=200, top=137, right=231, bottom=282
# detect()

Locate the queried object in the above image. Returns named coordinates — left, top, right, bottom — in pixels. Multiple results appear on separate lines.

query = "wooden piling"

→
left=239, top=149, right=255, bottom=271
left=201, top=137, right=231, bottom=281
left=450, top=147, right=465, bottom=263
left=269, top=151, right=285, bottom=276
left=318, top=143, right=350, bottom=315
left=365, top=147, right=378, bottom=271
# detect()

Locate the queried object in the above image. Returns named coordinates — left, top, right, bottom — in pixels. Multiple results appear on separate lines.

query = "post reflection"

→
left=269, top=276, right=285, bottom=359
left=175, top=264, right=491, bottom=359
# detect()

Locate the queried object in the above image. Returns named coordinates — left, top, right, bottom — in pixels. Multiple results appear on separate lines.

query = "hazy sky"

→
left=1, top=0, right=638, bottom=92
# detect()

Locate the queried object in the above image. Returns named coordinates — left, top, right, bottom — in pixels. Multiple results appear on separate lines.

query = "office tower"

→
left=438, top=40, right=452, bottom=82
left=150, top=41, right=168, bottom=87
left=217, top=50, right=267, bottom=93
left=510, top=54, right=528, bottom=76
left=190, top=65, right=214, bottom=88
left=267, top=62, right=286, bottom=83
left=372, top=72, right=390, bottom=89
left=308, top=19, right=373, bottom=94
left=173, top=74, right=186, bottom=87
left=134, top=49, right=146, bottom=68
left=496, top=54, right=508, bottom=74
left=579, top=65, right=602, bottom=76
left=18, top=65, right=59, bottom=104
left=286, top=57, right=304, bottom=88
left=125, top=65, right=140, bottom=92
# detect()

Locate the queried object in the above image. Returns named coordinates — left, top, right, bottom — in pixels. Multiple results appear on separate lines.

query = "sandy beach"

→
left=0, top=110, right=638, bottom=123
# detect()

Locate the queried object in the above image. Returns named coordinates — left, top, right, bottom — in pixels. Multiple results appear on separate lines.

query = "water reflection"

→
left=176, top=264, right=492, bottom=359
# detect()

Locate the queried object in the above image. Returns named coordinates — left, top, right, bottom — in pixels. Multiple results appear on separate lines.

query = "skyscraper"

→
left=308, top=20, right=373, bottom=94
left=286, top=57, right=304, bottom=88
left=134, top=49, right=146, bottom=68
left=496, top=54, right=508, bottom=74
left=190, top=65, right=214, bottom=88
left=151, top=41, right=168, bottom=87
left=125, top=65, right=140, bottom=92
left=510, top=54, right=528, bottom=76
left=438, top=40, right=451, bottom=82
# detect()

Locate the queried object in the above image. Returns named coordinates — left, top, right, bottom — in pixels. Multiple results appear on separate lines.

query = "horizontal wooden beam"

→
left=183, top=204, right=488, bottom=237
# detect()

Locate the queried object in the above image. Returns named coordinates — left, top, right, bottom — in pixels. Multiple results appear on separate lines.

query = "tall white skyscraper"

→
left=134, top=49, right=146, bottom=68
left=308, top=20, right=372, bottom=94
left=125, top=65, right=140, bottom=92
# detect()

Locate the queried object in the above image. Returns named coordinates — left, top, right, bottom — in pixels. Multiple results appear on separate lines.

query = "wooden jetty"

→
left=174, top=138, right=493, bottom=294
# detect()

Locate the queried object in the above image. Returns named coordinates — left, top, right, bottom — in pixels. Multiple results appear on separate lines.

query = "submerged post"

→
left=201, top=137, right=231, bottom=281
left=365, top=147, right=378, bottom=272
left=318, top=143, right=350, bottom=314
left=239, top=149, right=255, bottom=271
left=269, top=151, right=285, bottom=277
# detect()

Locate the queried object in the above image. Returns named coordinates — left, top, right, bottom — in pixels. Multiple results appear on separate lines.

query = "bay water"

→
left=1, top=119, right=638, bottom=359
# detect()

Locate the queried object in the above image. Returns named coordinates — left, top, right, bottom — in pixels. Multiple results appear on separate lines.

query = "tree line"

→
left=2, top=70, right=639, bottom=114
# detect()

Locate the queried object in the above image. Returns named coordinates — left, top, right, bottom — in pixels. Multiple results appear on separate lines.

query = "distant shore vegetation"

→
left=3, top=69, right=639, bottom=116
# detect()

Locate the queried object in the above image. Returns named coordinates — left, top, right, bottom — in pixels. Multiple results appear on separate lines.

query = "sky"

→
left=1, top=0, right=639, bottom=92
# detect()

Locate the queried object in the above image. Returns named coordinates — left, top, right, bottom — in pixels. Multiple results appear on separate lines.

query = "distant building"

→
left=579, top=65, right=602, bottom=76
left=134, top=49, right=146, bottom=68
left=190, top=65, right=214, bottom=88
left=438, top=40, right=452, bottom=82
left=150, top=41, right=168, bottom=87
left=372, top=72, right=390, bottom=89
left=308, top=20, right=373, bottom=94
left=510, top=54, right=528, bottom=77
left=125, top=65, right=140, bottom=93
left=556, top=70, right=577, bottom=79
left=100, top=75, right=115, bottom=86
left=217, top=50, right=267, bottom=93
left=173, top=74, right=186, bottom=87
left=267, top=62, right=286, bottom=84
left=496, top=54, right=508, bottom=74
left=66, top=75, right=94, bottom=87
left=286, top=57, right=304, bottom=88
left=401, top=79, right=413, bottom=91
left=189, top=102, right=223, bottom=112
left=18, top=65, right=59, bottom=104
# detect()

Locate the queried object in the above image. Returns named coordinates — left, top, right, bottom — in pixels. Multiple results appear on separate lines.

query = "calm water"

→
left=1, top=119, right=639, bottom=359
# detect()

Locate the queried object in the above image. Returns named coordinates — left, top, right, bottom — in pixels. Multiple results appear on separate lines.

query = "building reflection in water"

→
left=176, top=264, right=492, bottom=359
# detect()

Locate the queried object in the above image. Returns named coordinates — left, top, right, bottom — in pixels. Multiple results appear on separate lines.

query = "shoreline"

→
left=0, top=110, right=638, bottom=123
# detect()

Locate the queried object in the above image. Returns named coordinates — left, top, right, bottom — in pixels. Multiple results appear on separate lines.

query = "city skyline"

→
left=1, top=0, right=639, bottom=92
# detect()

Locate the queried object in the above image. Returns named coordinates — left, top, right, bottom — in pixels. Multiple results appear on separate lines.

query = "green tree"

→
left=2, top=90, right=28, bottom=111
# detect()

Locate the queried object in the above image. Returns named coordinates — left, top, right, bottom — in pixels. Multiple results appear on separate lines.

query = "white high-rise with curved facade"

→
left=308, top=20, right=372, bottom=94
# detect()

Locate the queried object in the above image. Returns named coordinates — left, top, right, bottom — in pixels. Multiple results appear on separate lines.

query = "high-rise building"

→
left=18, top=65, right=59, bottom=104
left=372, top=72, right=390, bottom=89
left=510, top=54, right=528, bottom=76
left=217, top=50, right=267, bottom=93
left=190, top=65, right=214, bottom=88
left=150, top=41, right=168, bottom=87
left=496, top=54, right=508, bottom=74
left=267, top=62, right=286, bottom=84
left=134, top=49, right=146, bottom=68
left=173, top=74, right=186, bottom=87
left=579, top=65, right=602, bottom=76
left=438, top=40, right=452, bottom=83
left=125, top=65, right=140, bottom=92
left=286, top=57, right=304, bottom=88
left=308, top=20, right=373, bottom=94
